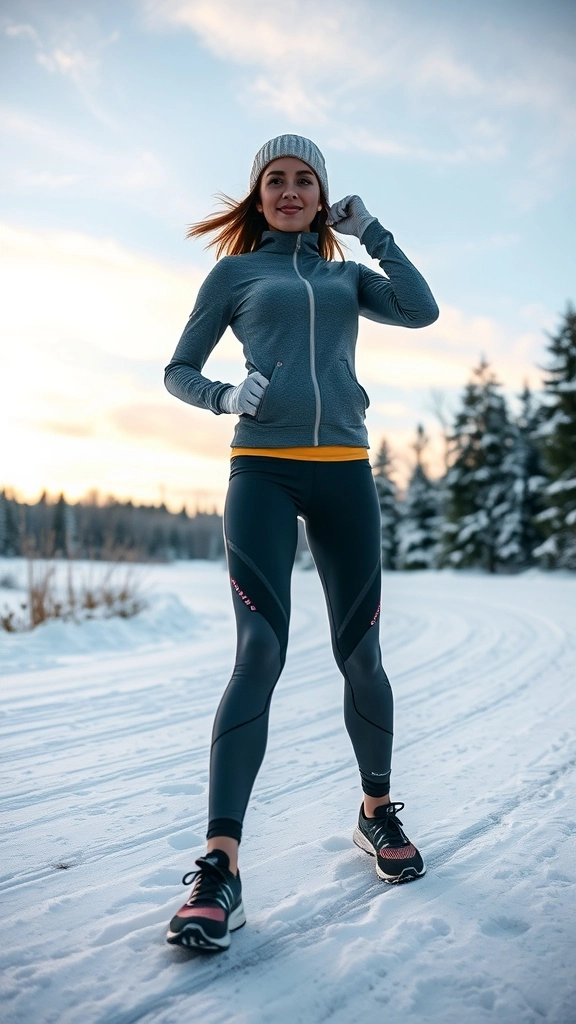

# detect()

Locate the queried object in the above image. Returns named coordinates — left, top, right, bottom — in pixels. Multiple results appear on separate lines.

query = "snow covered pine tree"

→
left=497, top=384, right=548, bottom=568
left=440, top=358, right=520, bottom=573
left=533, top=305, right=576, bottom=569
left=372, top=439, right=399, bottom=571
left=397, top=425, right=441, bottom=570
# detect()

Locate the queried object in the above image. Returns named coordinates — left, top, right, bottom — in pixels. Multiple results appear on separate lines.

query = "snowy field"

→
left=1, top=560, right=576, bottom=1024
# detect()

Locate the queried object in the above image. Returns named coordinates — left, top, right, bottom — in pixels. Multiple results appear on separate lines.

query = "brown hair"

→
left=186, top=173, right=346, bottom=262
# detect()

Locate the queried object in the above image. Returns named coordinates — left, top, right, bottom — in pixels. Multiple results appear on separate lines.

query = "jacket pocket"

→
left=252, top=362, right=293, bottom=424
left=341, top=359, right=370, bottom=410
left=320, top=358, right=369, bottom=428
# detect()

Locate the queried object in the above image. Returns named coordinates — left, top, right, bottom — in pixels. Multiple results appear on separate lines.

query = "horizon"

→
left=1, top=335, right=566, bottom=514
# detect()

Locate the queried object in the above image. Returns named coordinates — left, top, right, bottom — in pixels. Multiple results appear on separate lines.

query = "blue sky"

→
left=1, top=0, right=575, bottom=510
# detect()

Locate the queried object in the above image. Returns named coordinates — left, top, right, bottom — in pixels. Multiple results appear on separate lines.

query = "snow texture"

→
left=2, top=560, right=576, bottom=1024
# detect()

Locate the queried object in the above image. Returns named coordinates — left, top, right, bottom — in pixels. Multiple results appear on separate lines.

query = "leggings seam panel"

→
left=212, top=689, right=276, bottom=746
left=344, top=674, right=394, bottom=737
left=336, top=559, right=381, bottom=639
left=227, top=538, right=289, bottom=625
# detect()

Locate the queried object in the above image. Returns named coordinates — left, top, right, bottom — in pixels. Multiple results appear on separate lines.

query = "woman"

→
left=164, top=134, right=439, bottom=952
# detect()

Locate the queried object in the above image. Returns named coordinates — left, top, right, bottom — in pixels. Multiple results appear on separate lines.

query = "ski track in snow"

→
left=1, top=563, right=576, bottom=1024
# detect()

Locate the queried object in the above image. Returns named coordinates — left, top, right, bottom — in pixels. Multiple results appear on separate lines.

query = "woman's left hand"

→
left=327, top=195, right=376, bottom=240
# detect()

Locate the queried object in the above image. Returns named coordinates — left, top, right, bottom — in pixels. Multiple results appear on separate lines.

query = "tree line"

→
left=375, top=305, right=576, bottom=572
left=1, top=306, right=574, bottom=573
left=0, top=492, right=225, bottom=562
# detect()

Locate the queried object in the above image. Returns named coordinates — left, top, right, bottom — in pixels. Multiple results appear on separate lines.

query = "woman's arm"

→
left=328, top=195, right=439, bottom=328
left=164, top=259, right=236, bottom=414
left=358, top=220, right=439, bottom=328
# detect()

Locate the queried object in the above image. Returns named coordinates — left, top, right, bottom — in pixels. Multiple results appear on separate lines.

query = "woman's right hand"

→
left=220, top=371, right=270, bottom=416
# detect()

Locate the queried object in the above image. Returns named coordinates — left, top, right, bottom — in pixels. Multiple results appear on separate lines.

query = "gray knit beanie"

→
left=250, top=134, right=329, bottom=202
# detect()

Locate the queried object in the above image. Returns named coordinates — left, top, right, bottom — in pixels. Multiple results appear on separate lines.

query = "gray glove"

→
left=220, top=371, right=269, bottom=416
left=327, top=195, right=376, bottom=240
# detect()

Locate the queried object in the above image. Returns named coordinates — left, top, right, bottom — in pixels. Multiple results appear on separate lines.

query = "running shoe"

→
left=166, top=849, right=245, bottom=951
left=353, top=801, right=426, bottom=883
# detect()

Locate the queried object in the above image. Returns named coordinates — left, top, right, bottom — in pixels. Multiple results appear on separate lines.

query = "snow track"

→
left=1, top=564, right=575, bottom=1023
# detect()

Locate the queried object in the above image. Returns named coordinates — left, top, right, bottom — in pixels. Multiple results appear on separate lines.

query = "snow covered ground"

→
left=1, top=560, right=576, bottom=1024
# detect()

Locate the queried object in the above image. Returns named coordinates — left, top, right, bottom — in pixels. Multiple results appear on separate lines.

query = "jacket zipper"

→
left=293, top=234, right=321, bottom=446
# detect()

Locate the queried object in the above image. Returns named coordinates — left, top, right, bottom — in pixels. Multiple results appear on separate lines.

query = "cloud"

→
left=373, top=401, right=411, bottom=419
left=139, top=0, right=576, bottom=195
left=0, top=223, right=243, bottom=471
left=414, top=52, right=484, bottom=96
left=36, top=46, right=99, bottom=83
left=0, top=222, right=238, bottom=506
left=30, top=399, right=231, bottom=461
left=2, top=13, right=120, bottom=127
left=3, top=13, right=118, bottom=85
left=40, top=421, right=95, bottom=439
left=2, top=422, right=230, bottom=510
left=140, top=0, right=576, bottom=113
left=140, top=0, right=382, bottom=121
left=355, top=303, right=548, bottom=395
left=142, top=0, right=376, bottom=72
left=247, top=77, right=332, bottom=125
left=0, top=222, right=208, bottom=362
left=3, top=22, right=41, bottom=44
left=329, top=126, right=507, bottom=166
left=0, top=107, right=176, bottom=195
left=110, top=401, right=232, bottom=458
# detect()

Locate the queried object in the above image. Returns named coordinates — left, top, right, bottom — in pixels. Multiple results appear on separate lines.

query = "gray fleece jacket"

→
left=164, top=220, right=439, bottom=448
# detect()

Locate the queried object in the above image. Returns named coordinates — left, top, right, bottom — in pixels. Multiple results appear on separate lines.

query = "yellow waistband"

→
left=230, top=446, right=369, bottom=462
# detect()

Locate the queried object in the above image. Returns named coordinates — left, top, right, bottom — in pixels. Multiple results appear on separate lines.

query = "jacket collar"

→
left=258, top=230, right=320, bottom=256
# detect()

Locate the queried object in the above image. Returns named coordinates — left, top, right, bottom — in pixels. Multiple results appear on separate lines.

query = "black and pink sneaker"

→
left=353, top=802, right=426, bottom=883
left=166, top=850, right=245, bottom=951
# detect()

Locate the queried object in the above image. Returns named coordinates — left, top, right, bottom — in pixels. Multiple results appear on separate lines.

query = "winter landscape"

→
left=2, top=2, right=575, bottom=1021
left=2, top=558, right=576, bottom=1024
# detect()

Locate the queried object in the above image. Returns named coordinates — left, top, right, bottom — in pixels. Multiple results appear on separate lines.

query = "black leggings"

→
left=207, top=457, right=393, bottom=842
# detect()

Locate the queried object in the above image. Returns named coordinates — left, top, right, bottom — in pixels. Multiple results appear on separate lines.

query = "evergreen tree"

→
left=397, top=425, right=441, bottom=569
left=533, top=305, right=576, bottom=569
left=0, top=490, right=226, bottom=560
left=372, top=438, right=399, bottom=570
left=52, top=493, right=68, bottom=556
left=441, top=358, right=518, bottom=573
left=496, top=385, right=548, bottom=568
left=0, top=491, right=20, bottom=555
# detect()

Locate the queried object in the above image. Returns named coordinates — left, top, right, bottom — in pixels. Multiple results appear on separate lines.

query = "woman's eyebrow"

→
left=265, top=168, right=316, bottom=177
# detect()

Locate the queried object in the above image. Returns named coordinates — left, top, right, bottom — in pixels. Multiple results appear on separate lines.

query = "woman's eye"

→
left=267, top=177, right=314, bottom=186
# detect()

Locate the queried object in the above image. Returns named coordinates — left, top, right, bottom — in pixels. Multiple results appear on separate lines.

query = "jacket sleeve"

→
left=164, top=259, right=236, bottom=414
left=357, top=220, right=439, bottom=328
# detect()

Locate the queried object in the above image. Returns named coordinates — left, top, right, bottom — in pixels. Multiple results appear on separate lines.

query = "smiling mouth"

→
left=278, top=206, right=303, bottom=213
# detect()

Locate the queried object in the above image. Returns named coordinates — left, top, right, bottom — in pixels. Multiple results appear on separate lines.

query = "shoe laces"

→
left=370, top=801, right=408, bottom=847
left=181, top=855, right=230, bottom=906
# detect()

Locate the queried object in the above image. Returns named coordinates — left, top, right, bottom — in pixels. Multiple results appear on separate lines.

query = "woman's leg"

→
left=207, top=458, right=299, bottom=864
left=304, top=462, right=425, bottom=884
left=303, top=461, right=393, bottom=802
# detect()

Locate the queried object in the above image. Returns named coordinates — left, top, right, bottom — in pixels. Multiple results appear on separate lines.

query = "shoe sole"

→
left=353, top=827, right=426, bottom=884
left=166, top=902, right=247, bottom=951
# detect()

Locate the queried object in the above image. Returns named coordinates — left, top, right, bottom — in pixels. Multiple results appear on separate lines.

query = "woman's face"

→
left=256, top=157, right=323, bottom=233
